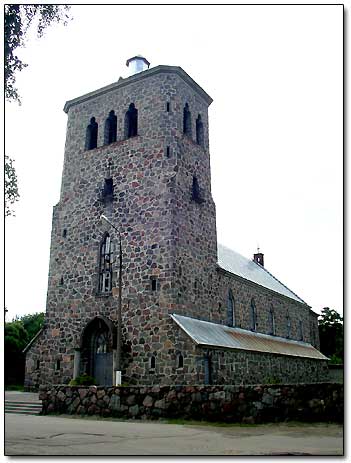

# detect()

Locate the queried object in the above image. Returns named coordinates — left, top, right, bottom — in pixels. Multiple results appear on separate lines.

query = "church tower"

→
left=24, top=58, right=218, bottom=387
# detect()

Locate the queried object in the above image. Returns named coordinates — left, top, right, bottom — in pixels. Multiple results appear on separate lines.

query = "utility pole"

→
left=101, top=214, right=122, bottom=386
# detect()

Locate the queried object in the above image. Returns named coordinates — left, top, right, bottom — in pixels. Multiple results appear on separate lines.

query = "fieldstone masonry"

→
left=39, top=383, right=343, bottom=423
left=24, top=62, right=326, bottom=389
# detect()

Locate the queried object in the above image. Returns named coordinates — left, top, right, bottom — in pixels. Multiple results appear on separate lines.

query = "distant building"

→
left=24, top=57, right=328, bottom=389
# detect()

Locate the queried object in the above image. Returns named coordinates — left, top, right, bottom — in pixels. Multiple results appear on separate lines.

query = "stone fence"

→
left=328, top=364, right=343, bottom=383
left=39, top=383, right=343, bottom=424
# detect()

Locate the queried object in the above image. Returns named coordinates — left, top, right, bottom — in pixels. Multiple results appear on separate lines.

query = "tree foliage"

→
left=318, top=307, right=343, bottom=364
left=5, top=155, right=20, bottom=217
left=5, top=312, right=45, bottom=385
left=5, top=4, right=71, bottom=103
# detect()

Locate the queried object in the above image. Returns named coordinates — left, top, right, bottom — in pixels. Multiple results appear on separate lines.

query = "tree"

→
left=20, top=312, right=45, bottom=342
left=318, top=307, right=343, bottom=364
left=5, top=320, right=28, bottom=385
left=5, top=4, right=71, bottom=103
left=5, top=155, right=20, bottom=217
left=5, top=312, right=45, bottom=385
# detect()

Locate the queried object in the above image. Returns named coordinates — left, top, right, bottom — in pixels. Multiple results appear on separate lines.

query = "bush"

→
left=69, top=373, right=96, bottom=386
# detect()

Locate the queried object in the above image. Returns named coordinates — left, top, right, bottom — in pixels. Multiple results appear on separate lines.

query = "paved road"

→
left=5, top=413, right=343, bottom=456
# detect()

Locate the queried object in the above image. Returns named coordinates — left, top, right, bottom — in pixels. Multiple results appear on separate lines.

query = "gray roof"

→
left=217, top=243, right=307, bottom=305
left=171, top=314, right=328, bottom=360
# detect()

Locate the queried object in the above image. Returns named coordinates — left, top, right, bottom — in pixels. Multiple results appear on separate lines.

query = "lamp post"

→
left=100, top=214, right=122, bottom=386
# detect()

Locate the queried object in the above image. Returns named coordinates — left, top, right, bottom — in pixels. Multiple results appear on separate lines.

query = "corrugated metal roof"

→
left=171, top=314, right=328, bottom=360
left=217, top=243, right=307, bottom=305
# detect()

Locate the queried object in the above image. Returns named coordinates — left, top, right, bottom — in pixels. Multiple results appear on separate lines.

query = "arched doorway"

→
left=80, top=316, right=115, bottom=386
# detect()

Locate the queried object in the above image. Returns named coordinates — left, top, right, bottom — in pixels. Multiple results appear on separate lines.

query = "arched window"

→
left=191, top=176, right=204, bottom=203
left=310, top=320, right=316, bottom=346
left=250, top=298, right=257, bottom=331
left=196, top=114, right=204, bottom=146
left=85, top=117, right=98, bottom=150
left=125, top=103, right=138, bottom=138
left=150, top=355, right=156, bottom=370
left=104, top=110, right=117, bottom=145
left=269, top=306, right=275, bottom=335
left=177, top=353, right=184, bottom=369
left=298, top=320, right=303, bottom=341
left=98, top=233, right=114, bottom=293
left=286, top=315, right=291, bottom=338
left=227, top=289, right=235, bottom=327
left=183, top=103, right=192, bottom=136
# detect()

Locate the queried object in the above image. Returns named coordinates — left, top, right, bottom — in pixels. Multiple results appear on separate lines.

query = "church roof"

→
left=217, top=243, right=307, bottom=305
left=171, top=314, right=328, bottom=360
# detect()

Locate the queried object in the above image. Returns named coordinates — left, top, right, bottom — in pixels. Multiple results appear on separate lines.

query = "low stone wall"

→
left=39, top=383, right=343, bottom=423
left=328, top=364, right=343, bottom=383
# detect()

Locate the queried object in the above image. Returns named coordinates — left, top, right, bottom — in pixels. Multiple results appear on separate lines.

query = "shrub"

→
left=69, top=373, right=96, bottom=386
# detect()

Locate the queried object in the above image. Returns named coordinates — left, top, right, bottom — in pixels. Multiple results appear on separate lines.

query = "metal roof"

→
left=171, top=314, right=328, bottom=360
left=217, top=243, right=307, bottom=305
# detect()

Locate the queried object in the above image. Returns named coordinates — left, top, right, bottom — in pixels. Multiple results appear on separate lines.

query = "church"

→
left=24, top=56, right=328, bottom=389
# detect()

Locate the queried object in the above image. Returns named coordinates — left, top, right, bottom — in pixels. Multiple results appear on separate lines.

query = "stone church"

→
left=24, top=56, right=328, bottom=389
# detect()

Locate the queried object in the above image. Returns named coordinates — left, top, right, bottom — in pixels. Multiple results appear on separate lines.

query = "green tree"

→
left=5, top=4, right=71, bottom=103
left=5, top=320, right=28, bottom=354
left=318, top=307, right=343, bottom=364
left=5, top=154, right=20, bottom=217
left=5, top=320, right=28, bottom=385
left=20, top=312, right=45, bottom=341
left=5, top=312, right=45, bottom=385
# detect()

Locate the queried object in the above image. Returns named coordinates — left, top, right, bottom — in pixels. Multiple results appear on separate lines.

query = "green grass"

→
left=5, top=384, right=24, bottom=391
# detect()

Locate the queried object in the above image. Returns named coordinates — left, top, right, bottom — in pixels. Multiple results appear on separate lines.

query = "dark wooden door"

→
left=94, top=352, right=113, bottom=386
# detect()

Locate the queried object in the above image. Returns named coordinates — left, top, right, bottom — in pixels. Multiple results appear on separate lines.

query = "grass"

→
left=164, top=418, right=259, bottom=427
left=5, top=384, right=24, bottom=391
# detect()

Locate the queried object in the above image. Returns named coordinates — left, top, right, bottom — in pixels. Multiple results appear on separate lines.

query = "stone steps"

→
left=5, top=401, right=42, bottom=415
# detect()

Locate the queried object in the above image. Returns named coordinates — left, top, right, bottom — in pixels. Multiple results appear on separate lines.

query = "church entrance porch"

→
left=80, top=316, right=116, bottom=386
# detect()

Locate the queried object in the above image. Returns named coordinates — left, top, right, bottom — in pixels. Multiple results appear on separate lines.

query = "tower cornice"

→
left=63, top=65, right=213, bottom=113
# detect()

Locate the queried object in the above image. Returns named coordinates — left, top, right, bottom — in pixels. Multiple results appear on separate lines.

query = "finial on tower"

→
left=126, top=55, right=150, bottom=75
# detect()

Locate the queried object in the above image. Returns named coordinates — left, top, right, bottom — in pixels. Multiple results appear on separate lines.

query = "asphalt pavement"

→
left=5, top=413, right=343, bottom=456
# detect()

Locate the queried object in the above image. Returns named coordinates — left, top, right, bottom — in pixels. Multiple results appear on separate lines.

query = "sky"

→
left=5, top=4, right=343, bottom=322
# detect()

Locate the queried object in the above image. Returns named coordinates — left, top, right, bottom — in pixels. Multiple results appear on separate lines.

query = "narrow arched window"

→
left=150, top=355, right=156, bottom=370
left=85, top=117, right=98, bottom=150
left=286, top=315, right=291, bottom=338
left=310, top=320, right=316, bottom=346
left=177, top=353, right=184, bottom=369
left=98, top=233, right=114, bottom=293
left=196, top=114, right=204, bottom=146
left=250, top=298, right=257, bottom=331
left=227, top=289, right=235, bottom=327
left=104, top=110, right=117, bottom=145
left=183, top=103, right=192, bottom=136
left=298, top=320, right=303, bottom=341
left=125, top=103, right=138, bottom=138
left=269, top=306, right=275, bottom=335
left=191, top=176, right=204, bottom=203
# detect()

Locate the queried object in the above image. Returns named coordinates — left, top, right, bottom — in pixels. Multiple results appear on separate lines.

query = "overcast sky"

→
left=5, top=4, right=343, bottom=322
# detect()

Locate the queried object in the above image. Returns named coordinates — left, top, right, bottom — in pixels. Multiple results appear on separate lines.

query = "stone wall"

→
left=39, top=383, right=343, bottom=423
left=328, top=364, right=343, bottom=383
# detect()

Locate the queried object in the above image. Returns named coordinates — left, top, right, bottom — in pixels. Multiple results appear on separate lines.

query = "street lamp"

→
left=100, top=214, right=122, bottom=386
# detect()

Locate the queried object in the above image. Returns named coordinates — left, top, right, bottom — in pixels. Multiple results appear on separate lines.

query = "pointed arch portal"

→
left=80, top=316, right=116, bottom=385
